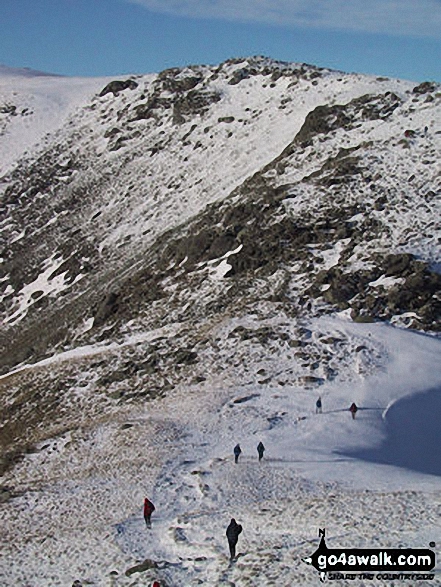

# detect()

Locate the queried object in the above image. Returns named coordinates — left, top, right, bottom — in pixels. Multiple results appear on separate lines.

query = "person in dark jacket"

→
left=144, top=497, right=155, bottom=528
left=226, top=518, right=243, bottom=559
left=257, top=441, right=265, bottom=461
left=233, top=444, right=242, bottom=464
left=349, top=402, right=358, bottom=420
left=316, top=396, right=322, bottom=414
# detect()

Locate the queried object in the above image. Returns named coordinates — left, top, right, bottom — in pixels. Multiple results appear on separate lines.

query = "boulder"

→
left=99, top=79, right=138, bottom=97
left=412, top=81, right=438, bottom=95
left=93, top=292, right=119, bottom=327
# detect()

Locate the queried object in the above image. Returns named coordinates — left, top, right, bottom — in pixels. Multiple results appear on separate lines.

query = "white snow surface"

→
left=1, top=317, right=441, bottom=586
left=4, top=253, right=84, bottom=325
left=1, top=59, right=441, bottom=586
left=0, top=70, right=114, bottom=175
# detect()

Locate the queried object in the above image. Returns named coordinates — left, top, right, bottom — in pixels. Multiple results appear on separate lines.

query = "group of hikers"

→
left=316, top=396, right=359, bottom=419
left=143, top=497, right=243, bottom=564
left=142, top=397, right=361, bottom=580
left=233, top=440, right=265, bottom=464
left=233, top=399, right=359, bottom=467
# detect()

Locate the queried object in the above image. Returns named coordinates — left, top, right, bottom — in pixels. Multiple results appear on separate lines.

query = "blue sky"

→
left=1, top=0, right=440, bottom=81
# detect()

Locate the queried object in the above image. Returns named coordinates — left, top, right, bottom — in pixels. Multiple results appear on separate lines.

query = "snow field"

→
left=0, top=71, right=114, bottom=175
left=1, top=60, right=440, bottom=586
left=2, top=317, right=441, bottom=585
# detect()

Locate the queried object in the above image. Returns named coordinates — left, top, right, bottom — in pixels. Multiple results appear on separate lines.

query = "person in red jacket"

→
left=144, top=497, right=155, bottom=528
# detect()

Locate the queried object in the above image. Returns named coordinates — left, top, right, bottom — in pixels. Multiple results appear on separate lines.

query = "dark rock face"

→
left=93, top=292, right=120, bottom=327
left=228, top=68, right=252, bottom=85
left=294, top=92, right=401, bottom=146
left=131, top=93, right=172, bottom=120
left=387, top=269, right=441, bottom=313
left=412, top=81, right=438, bottom=95
left=1, top=56, right=440, bottom=388
left=130, top=87, right=221, bottom=124
left=173, top=349, right=198, bottom=365
left=382, top=253, right=414, bottom=277
left=175, top=89, right=222, bottom=118
left=156, top=67, right=203, bottom=93
left=345, top=259, right=441, bottom=328
left=99, top=79, right=138, bottom=97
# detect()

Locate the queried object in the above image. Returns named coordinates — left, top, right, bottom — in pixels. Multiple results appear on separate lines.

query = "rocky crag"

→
left=0, top=56, right=440, bottom=466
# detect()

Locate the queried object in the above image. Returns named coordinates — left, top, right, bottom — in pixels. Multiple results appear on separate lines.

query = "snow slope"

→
left=1, top=58, right=441, bottom=586
left=0, top=66, right=114, bottom=175
left=1, top=317, right=441, bottom=586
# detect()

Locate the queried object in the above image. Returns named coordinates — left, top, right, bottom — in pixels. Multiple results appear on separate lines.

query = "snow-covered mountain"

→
left=1, top=57, right=440, bottom=586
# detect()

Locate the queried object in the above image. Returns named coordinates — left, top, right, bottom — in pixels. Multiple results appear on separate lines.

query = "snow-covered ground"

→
left=0, top=66, right=114, bottom=175
left=1, top=316, right=441, bottom=586
left=1, top=57, right=440, bottom=586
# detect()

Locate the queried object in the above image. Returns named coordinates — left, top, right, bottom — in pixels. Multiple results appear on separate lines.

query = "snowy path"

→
left=109, top=317, right=441, bottom=585
left=2, top=317, right=441, bottom=585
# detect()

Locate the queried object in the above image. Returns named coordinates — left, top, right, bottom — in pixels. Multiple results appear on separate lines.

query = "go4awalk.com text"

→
left=303, top=529, right=436, bottom=582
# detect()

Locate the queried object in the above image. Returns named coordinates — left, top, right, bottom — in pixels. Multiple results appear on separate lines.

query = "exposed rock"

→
left=160, top=72, right=203, bottom=93
left=228, top=68, right=252, bottom=85
left=382, top=253, right=415, bottom=276
left=173, top=349, right=198, bottom=365
left=412, top=81, right=438, bottom=95
left=99, top=79, right=138, bottom=97
left=294, top=92, right=401, bottom=147
left=131, top=94, right=172, bottom=121
left=175, top=89, right=222, bottom=117
left=93, top=292, right=119, bottom=327
left=125, top=559, right=158, bottom=576
left=233, top=394, right=260, bottom=404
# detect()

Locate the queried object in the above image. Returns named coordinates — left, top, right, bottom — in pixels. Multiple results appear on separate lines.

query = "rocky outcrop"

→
left=99, top=79, right=138, bottom=96
left=294, top=92, right=401, bottom=147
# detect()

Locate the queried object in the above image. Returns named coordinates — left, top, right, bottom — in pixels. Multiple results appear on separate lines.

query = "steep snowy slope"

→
left=0, top=57, right=441, bottom=586
left=1, top=58, right=439, bottom=375
left=0, top=65, right=112, bottom=175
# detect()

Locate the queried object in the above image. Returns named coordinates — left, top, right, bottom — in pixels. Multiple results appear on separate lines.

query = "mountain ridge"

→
left=1, top=56, right=441, bottom=587
left=1, top=54, right=440, bottom=475
left=1, top=58, right=439, bottom=369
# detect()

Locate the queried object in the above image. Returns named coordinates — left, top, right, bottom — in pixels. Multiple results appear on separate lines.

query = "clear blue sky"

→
left=1, top=0, right=440, bottom=82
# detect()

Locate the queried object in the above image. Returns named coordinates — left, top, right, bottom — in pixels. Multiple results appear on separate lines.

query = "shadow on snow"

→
left=338, top=386, right=441, bottom=477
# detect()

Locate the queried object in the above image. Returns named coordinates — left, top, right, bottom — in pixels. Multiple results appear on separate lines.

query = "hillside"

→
left=0, top=57, right=440, bottom=586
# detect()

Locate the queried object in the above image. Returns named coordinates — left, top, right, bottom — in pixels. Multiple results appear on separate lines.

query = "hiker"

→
left=257, top=441, right=265, bottom=461
left=144, top=497, right=155, bottom=528
left=226, top=518, right=243, bottom=560
left=233, top=444, right=242, bottom=464
left=316, top=396, right=322, bottom=414
left=349, top=402, right=358, bottom=420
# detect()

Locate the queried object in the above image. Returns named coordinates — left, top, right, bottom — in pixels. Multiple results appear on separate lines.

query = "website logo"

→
left=303, top=529, right=436, bottom=582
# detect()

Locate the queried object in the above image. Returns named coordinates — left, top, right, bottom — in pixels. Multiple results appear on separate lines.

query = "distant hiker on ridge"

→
left=234, top=444, right=242, bottom=464
left=226, top=518, right=243, bottom=560
left=349, top=402, right=358, bottom=420
left=257, top=441, right=265, bottom=461
left=144, top=497, right=155, bottom=528
left=316, top=396, right=322, bottom=414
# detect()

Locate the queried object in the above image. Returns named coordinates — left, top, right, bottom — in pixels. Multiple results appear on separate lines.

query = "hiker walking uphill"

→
left=349, top=402, right=358, bottom=420
left=233, top=444, right=242, bottom=464
left=316, top=396, right=322, bottom=414
left=226, top=518, right=243, bottom=560
left=257, top=441, right=265, bottom=461
left=144, top=497, right=155, bottom=528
